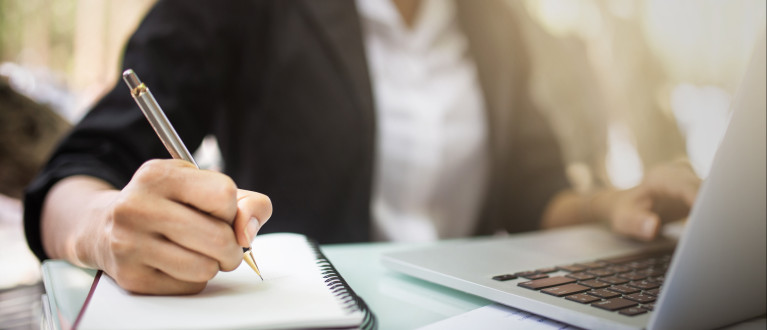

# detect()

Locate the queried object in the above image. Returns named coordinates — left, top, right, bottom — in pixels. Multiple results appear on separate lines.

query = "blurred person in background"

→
left=24, top=0, right=700, bottom=295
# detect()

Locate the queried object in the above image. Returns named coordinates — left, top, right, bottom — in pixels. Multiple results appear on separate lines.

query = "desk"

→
left=41, top=240, right=767, bottom=330
left=324, top=242, right=767, bottom=330
left=41, top=241, right=491, bottom=330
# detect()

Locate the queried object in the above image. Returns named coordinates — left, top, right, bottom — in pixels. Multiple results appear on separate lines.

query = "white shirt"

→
left=356, top=0, right=489, bottom=241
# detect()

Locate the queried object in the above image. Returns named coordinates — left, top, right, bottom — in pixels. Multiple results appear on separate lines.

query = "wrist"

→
left=587, top=188, right=621, bottom=224
left=72, top=189, right=120, bottom=270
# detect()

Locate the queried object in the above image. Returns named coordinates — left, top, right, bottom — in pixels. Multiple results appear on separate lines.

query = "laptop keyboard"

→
left=492, top=247, right=673, bottom=317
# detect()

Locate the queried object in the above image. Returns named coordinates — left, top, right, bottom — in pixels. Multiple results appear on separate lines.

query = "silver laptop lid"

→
left=648, top=35, right=766, bottom=329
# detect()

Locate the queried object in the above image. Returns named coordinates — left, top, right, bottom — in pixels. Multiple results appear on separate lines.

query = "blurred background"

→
left=0, top=0, right=764, bottom=328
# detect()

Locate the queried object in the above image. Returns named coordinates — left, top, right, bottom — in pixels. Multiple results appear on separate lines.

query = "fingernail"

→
left=642, top=217, right=657, bottom=239
left=245, top=217, right=260, bottom=243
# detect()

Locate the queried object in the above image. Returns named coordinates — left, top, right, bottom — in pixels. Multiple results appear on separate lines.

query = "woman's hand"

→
left=607, top=161, right=700, bottom=241
left=42, top=159, right=272, bottom=295
left=542, top=160, right=701, bottom=241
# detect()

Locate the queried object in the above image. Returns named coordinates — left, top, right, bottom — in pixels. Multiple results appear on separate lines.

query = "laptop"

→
left=382, top=36, right=766, bottom=330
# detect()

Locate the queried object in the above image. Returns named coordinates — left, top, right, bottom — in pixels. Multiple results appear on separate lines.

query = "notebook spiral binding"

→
left=308, top=239, right=378, bottom=330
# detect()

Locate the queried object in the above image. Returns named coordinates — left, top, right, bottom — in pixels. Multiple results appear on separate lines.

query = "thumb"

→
left=612, top=208, right=661, bottom=242
left=233, top=189, right=272, bottom=247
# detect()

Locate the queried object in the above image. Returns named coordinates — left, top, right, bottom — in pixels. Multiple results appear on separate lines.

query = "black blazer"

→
left=25, top=0, right=568, bottom=260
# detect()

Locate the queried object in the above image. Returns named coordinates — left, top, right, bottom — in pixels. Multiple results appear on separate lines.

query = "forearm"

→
left=40, top=176, right=118, bottom=269
left=541, top=188, right=619, bottom=229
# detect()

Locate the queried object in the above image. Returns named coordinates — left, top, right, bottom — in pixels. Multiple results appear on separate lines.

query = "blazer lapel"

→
left=300, top=0, right=376, bottom=237
left=456, top=0, right=518, bottom=161
left=300, top=0, right=375, bottom=130
left=457, top=0, right=528, bottom=233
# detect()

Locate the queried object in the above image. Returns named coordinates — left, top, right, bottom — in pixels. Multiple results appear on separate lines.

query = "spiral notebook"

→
left=71, top=233, right=375, bottom=330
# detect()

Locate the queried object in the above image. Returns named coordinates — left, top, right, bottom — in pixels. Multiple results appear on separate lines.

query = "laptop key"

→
left=566, top=293, right=601, bottom=304
left=628, top=280, right=661, bottom=290
left=599, top=253, right=649, bottom=265
left=608, top=284, right=640, bottom=295
left=579, top=279, right=610, bottom=289
left=644, top=288, right=661, bottom=296
left=566, top=272, right=596, bottom=281
left=605, top=265, right=632, bottom=273
left=598, top=276, right=629, bottom=285
left=518, top=276, right=576, bottom=290
left=618, top=272, right=647, bottom=281
left=492, top=274, right=517, bottom=281
left=588, top=289, right=621, bottom=299
left=647, top=276, right=665, bottom=283
left=536, top=267, right=558, bottom=274
left=643, top=303, right=656, bottom=311
left=624, top=293, right=656, bottom=304
left=649, top=268, right=666, bottom=277
left=515, top=271, right=538, bottom=277
left=637, top=268, right=666, bottom=277
left=541, top=283, right=591, bottom=297
left=619, top=306, right=648, bottom=316
left=524, top=273, right=549, bottom=280
left=592, top=298, right=638, bottom=311
left=557, top=264, right=588, bottom=273
left=626, top=260, right=655, bottom=270
left=586, top=269, right=615, bottom=277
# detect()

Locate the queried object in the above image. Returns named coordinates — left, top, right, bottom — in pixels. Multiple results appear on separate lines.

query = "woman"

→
left=25, top=0, right=699, bottom=294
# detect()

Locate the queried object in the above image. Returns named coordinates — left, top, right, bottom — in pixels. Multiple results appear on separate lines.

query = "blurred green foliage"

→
left=0, top=0, right=75, bottom=71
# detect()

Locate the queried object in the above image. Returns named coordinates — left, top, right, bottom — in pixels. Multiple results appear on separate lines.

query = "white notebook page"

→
left=78, top=233, right=364, bottom=330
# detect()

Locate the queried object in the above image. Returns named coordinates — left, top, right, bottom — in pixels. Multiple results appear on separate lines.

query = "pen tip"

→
left=243, top=250, right=263, bottom=280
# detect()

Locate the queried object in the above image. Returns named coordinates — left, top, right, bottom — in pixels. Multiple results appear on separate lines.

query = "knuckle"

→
left=195, top=259, right=219, bottom=282
left=208, top=225, right=234, bottom=250
left=221, top=248, right=242, bottom=272
left=113, top=269, right=145, bottom=293
left=111, top=194, right=141, bottom=221
left=205, top=176, right=238, bottom=218
left=134, top=159, right=171, bottom=184
left=108, top=231, right=137, bottom=260
left=213, top=175, right=238, bottom=202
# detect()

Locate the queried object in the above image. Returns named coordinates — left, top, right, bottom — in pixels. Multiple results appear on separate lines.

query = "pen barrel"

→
left=133, top=88, right=199, bottom=168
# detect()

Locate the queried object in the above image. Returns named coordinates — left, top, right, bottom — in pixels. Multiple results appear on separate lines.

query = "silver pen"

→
left=122, top=69, right=263, bottom=280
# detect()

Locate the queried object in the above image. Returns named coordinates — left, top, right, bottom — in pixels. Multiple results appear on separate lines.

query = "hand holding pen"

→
left=123, top=69, right=265, bottom=280
left=98, top=158, right=271, bottom=294
left=64, top=69, right=273, bottom=295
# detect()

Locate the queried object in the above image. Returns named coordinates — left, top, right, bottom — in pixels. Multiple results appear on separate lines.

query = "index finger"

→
left=644, top=166, right=701, bottom=206
left=131, top=159, right=239, bottom=223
